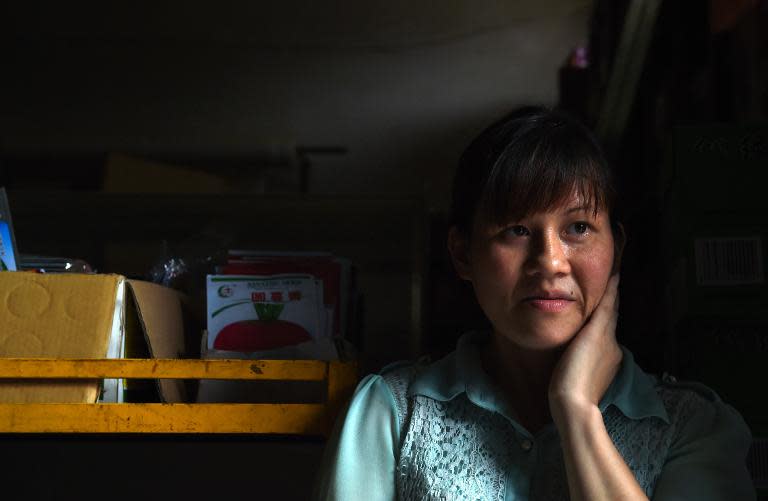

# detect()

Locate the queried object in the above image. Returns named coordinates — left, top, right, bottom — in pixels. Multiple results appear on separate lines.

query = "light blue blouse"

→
left=315, top=332, right=755, bottom=500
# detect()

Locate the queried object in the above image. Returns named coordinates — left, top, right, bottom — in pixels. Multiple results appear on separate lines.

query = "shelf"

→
left=0, top=358, right=357, bottom=435
left=7, top=190, right=428, bottom=367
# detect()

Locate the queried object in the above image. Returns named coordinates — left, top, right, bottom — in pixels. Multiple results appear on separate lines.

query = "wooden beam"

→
left=0, top=358, right=329, bottom=381
left=0, top=403, right=327, bottom=434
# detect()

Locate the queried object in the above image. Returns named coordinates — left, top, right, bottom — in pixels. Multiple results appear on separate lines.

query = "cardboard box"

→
left=102, top=154, right=229, bottom=194
left=0, top=272, right=188, bottom=403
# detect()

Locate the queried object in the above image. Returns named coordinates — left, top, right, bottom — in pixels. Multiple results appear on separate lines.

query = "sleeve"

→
left=313, top=374, right=401, bottom=501
left=652, top=390, right=755, bottom=501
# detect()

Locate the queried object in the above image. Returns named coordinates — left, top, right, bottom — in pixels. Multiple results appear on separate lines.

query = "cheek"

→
left=476, top=246, right=523, bottom=282
left=470, top=246, right=524, bottom=300
left=573, top=244, right=615, bottom=311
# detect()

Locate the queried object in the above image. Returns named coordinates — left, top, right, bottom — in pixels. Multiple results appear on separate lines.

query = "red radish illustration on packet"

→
left=214, top=301, right=311, bottom=351
left=207, top=275, right=327, bottom=353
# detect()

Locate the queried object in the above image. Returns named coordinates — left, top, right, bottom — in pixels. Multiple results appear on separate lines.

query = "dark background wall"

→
left=0, top=1, right=592, bottom=205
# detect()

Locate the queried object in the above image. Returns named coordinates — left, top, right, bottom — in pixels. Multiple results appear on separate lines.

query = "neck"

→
left=481, top=331, right=565, bottom=431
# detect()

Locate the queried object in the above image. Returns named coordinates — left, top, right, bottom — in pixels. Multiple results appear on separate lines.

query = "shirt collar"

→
left=409, top=331, right=669, bottom=424
left=600, top=345, right=669, bottom=423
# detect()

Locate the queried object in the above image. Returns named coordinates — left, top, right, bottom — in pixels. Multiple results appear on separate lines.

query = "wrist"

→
left=552, top=397, right=648, bottom=501
left=550, top=395, right=601, bottom=432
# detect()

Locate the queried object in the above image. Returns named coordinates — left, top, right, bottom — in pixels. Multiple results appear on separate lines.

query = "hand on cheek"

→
left=548, top=274, right=622, bottom=424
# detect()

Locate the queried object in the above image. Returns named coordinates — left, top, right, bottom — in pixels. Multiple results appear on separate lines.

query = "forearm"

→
left=553, top=399, right=648, bottom=501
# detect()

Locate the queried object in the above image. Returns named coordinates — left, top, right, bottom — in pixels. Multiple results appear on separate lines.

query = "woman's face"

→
left=451, top=192, right=616, bottom=351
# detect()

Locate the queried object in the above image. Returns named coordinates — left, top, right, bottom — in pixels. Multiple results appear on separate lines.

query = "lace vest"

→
left=382, top=365, right=704, bottom=501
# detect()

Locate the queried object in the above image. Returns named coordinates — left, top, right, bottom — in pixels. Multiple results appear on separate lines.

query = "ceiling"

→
left=3, top=1, right=593, bottom=48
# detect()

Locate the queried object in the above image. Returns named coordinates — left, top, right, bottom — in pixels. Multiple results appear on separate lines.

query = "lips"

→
left=522, top=290, right=575, bottom=312
left=523, top=290, right=573, bottom=301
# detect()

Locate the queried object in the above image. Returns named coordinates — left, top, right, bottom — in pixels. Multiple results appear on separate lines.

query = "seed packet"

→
left=206, top=274, right=325, bottom=353
left=0, top=188, right=19, bottom=271
left=222, top=250, right=354, bottom=339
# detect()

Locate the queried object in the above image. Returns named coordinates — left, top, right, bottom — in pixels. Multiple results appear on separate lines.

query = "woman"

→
left=315, top=107, right=754, bottom=500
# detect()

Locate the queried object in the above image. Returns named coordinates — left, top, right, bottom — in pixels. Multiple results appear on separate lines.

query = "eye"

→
left=502, top=225, right=530, bottom=238
left=566, top=222, right=590, bottom=236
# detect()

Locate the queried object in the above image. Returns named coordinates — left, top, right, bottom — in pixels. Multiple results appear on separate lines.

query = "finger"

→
left=594, top=274, right=620, bottom=319
left=606, top=276, right=620, bottom=334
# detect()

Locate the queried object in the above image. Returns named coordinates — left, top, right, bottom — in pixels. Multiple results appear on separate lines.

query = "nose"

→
left=525, top=228, right=571, bottom=278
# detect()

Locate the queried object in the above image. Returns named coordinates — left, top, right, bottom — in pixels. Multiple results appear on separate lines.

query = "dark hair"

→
left=450, top=106, right=616, bottom=237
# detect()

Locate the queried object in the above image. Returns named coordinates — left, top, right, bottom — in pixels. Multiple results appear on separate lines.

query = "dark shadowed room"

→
left=1, top=1, right=767, bottom=499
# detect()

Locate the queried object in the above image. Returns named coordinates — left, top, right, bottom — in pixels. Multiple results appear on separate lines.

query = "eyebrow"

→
left=565, top=205, right=593, bottom=214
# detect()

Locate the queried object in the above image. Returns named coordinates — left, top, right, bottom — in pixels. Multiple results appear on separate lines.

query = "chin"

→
left=500, top=320, right=581, bottom=351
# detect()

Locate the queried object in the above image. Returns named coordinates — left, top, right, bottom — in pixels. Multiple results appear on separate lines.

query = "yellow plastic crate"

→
left=0, top=358, right=357, bottom=436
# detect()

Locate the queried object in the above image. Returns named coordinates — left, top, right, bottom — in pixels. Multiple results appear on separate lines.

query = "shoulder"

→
left=378, top=359, right=430, bottom=421
left=342, top=360, right=429, bottom=424
left=655, top=374, right=729, bottom=418
left=653, top=374, right=751, bottom=446
left=342, top=372, right=400, bottom=424
left=379, top=360, right=426, bottom=392
left=648, top=375, right=755, bottom=500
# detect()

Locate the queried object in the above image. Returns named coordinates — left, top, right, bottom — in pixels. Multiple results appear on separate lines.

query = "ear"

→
left=612, top=222, right=626, bottom=274
left=448, top=226, right=473, bottom=281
